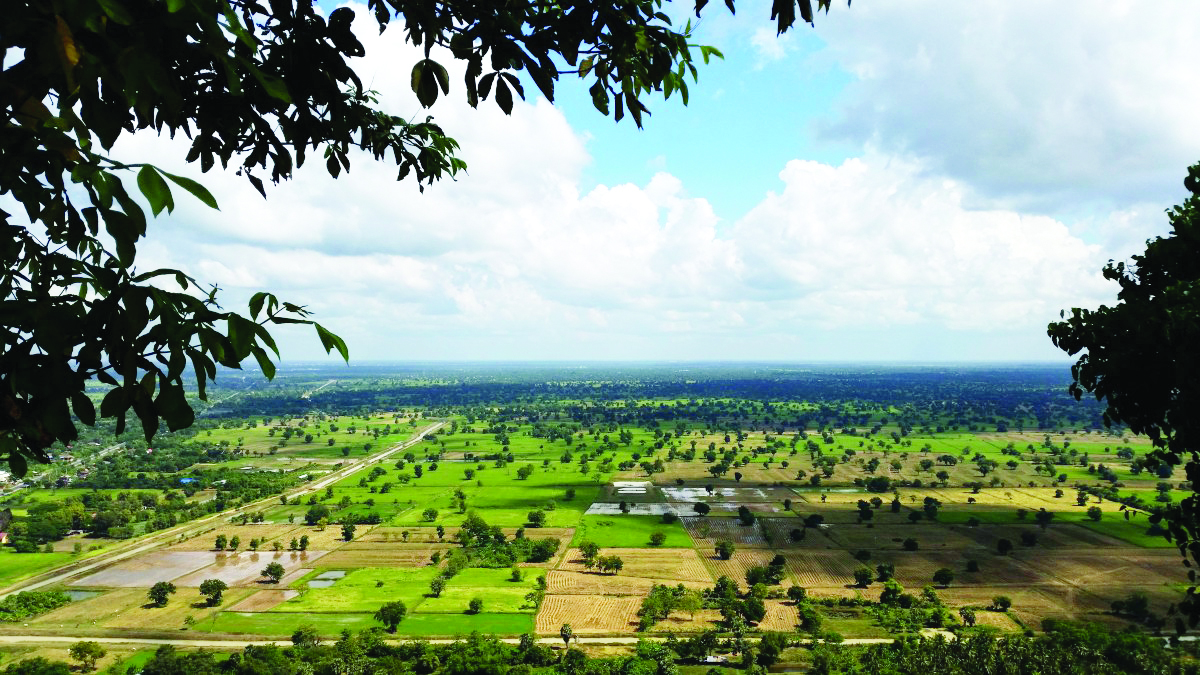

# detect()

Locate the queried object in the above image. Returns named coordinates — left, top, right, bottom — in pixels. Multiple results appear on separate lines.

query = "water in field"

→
left=309, top=570, right=346, bottom=587
left=64, top=590, right=101, bottom=601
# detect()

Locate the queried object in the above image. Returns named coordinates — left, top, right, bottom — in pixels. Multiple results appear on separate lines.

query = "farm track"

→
left=0, top=421, right=446, bottom=599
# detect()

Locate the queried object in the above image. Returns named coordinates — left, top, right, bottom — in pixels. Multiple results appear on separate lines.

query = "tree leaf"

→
left=71, top=392, right=96, bottom=426
left=136, top=166, right=174, bottom=216
left=7, top=452, right=27, bottom=479
left=314, top=323, right=349, bottom=362
left=160, top=170, right=219, bottom=210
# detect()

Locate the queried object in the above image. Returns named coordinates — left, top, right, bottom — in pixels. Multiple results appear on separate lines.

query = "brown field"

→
left=545, top=571, right=711, bottom=595
left=959, top=524, right=1126, bottom=550
left=880, top=551, right=1043, bottom=588
left=758, top=519, right=844, bottom=550
left=70, top=551, right=216, bottom=587
left=32, top=587, right=254, bottom=630
left=167, top=525, right=298, bottom=551
left=783, top=551, right=863, bottom=588
left=288, top=525, right=363, bottom=550
left=317, top=546, right=451, bottom=568
left=535, top=595, right=641, bottom=634
left=706, top=550, right=790, bottom=588
left=827, top=523, right=981, bottom=551
left=557, top=548, right=712, bottom=584
left=682, top=517, right=769, bottom=548
left=654, top=608, right=725, bottom=633
left=1019, top=552, right=1185, bottom=587
left=226, top=589, right=298, bottom=612
left=173, top=550, right=328, bottom=586
left=755, top=600, right=798, bottom=632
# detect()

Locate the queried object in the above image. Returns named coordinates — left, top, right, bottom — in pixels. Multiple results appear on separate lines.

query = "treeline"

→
left=200, top=364, right=1109, bottom=432
left=8, top=620, right=1191, bottom=675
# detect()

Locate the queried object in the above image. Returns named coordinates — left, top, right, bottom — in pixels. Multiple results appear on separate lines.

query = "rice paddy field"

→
left=0, top=393, right=1188, bottom=648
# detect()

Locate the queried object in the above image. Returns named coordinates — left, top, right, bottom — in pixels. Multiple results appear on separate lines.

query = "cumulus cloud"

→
left=102, top=3, right=1126, bottom=361
left=812, top=1, right=1200, bottom=212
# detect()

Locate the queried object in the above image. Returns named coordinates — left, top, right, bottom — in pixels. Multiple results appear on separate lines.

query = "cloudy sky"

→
left=124, top=0, right=1200, bottom=363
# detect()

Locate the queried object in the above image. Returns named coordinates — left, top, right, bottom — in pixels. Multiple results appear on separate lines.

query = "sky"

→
left=117, top=0, right=1200, bottom=363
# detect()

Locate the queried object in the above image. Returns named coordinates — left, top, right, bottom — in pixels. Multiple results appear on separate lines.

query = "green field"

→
left=570, top=514, right=692, bottom=548
left=276, top=568, right=441, bottom=613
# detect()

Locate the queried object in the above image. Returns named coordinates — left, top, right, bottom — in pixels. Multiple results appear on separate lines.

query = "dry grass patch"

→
left=557, top=548, right=712, bottom=584
left=318, top=546, right=451, bottom=568
left=545, top=570, right=710, bottom=595
left=655, top=608, right=724, bottom=632
left=759, top=519, right=842, bottom=550
left=101, top=587, right=255, bottom=629
left=755, top=600, right=798, bottom=632
left=535, top=595, right=640, bottom=634
left=225, top=589, right=298, bottom=612
left=285, top=525, right=364, bottom=549
left=706, top=550, right=788, bottom=589
left=1019, top=553, right=1184, bottom=587
left=784, top=551, right=862, bottom=588
left=827, top=523, right=980, bottom=551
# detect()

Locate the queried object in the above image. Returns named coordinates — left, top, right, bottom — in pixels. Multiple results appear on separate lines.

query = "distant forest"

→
left=191, top=363, right=1109, bottom=434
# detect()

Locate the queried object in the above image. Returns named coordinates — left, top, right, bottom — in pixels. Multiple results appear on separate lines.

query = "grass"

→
left=275, top=567, right=441, bottom=613
left=198, top=611, right=378, bottom=637
left=0, top=550, right=76, bottom=588
left=417, top=568, right=544, bottom=614
left=399, top=612, right=534, bottom=637
left=570, top=515, right=693, bottom=548
left=1070, top=515, right=1173, bottom=547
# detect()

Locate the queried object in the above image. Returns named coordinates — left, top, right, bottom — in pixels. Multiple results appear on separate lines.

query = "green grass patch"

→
left=570, top=514, right=692, bottom=548
left=0, top=550, right=76, bottom=588
left=199, top=611, right=377, bottom=637
left=275, top=567, right=440, bottom=613
left=399, top=612, right=533, bottom=637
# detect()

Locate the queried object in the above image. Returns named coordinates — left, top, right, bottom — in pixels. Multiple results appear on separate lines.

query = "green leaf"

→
left=495, top=77, right=513, bottom=115
left=7, top=452, right=27, bottom=479
left=249, top=292, right=269, bottom=319
left=137, top=166, right=174, bottom=216
left=71, top=392, right=96, bottom=426
left=314, top=323, right=350, bottom=362
left=166, top=0, right=186, bottom=11
left=412, top=59, right=449, bottom=108
left=161, top=170, right=218, bottom=210
left=96, top=0, right=134, bottom=24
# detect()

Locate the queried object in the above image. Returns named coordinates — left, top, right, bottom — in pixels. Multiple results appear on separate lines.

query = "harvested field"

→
left=706, top=550, right=789, bottom=588
left=826, top=523, right=980, bottom=551
left=959, top=524, right=1131, bottom=550
left=682, top=517, right=768, bottom=548
left=557, top=548, right=712, bottom=583
left=880, top=551, right=1043, bottom=588
left=970, top=610, right=1021, bottom=631
left=784, top=551, right=862, bottom=588
left=173, top=550, right=328, bottom=586
left=545, top=570, right=709, bottom=595
left=535, top=594, right=640, bottom=634
left=69, top=551, right=215, bottom=587
left=167, top=525, right=298, bottom=551
left=1020, top=553, right=1184, bottom=587
left=286, top=525, right=362, bottom=550
left=936, top=587, right=1069, bottom=616
left=101, top=588, right=254, bottom=629
left=759, top=519, right=842, bottom=550
left=755, top=600, right=798, bottom=632
left=226, top=589, right=298, bottom=612
left=317, top=545, right=452, bottom=568
left=654, top=608, right=724, bottom=633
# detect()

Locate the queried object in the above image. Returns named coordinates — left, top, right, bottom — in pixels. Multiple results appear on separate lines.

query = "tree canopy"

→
left=1049, top=161, right=1200, bottom=625
left=1, top=0, right=837, bottom=474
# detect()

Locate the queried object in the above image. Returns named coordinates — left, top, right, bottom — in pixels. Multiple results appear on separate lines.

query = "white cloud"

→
left=812, top=1, right=1200, bottom=212
left=101, top=3, right=1125, bottom=362
left=750, top=26, right=791, bottom=67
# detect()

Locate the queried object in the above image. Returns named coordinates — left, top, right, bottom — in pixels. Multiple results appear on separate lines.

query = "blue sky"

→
left=120, top=1, right=1200, bottom=363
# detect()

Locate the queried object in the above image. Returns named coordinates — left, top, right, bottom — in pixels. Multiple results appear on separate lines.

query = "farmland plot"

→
left=317, top=545, right=453, bottom=568
left=70, top=551, right=215, bottom=587
left=546, top=570, right=710, bottom=595
left=557, top=548, right=712, bottom=583
left=682, top=517, right=768, bottom=548
left=226, top=589, right=298, bottom=612
left=167, top=525, right=298, bottom=551
left=784, top=551, right=862, bottom=588
left=535, top=595, right=641, bottom=634
left=173, top=550, right=328, bottom=586
left=826, top=523, right=980, bottom=551
left=706, top=550, right=791, bottom=588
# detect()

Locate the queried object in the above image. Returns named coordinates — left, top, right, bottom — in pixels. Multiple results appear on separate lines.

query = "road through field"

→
left=0, top=634, right=902, bottom=648
left=0, top=421, right=446, bottom=599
